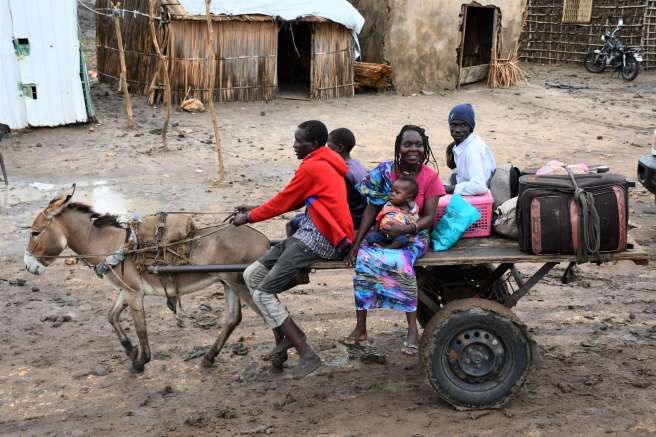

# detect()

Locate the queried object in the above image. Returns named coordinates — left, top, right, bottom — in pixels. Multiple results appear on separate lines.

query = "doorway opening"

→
left=277, top=21, right=312, bottom=98
left=457, top=5, right=498, bottom=86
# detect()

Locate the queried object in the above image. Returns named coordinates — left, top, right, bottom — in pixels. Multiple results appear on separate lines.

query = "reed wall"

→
left=96, top=3, right=355, bottom=101
left=167, top=19, right=277, bottom=103
left=520, top=0, right=655, bottom=69
left=96, top=0, right=163, bottom=93
left=311, top=23, right=355, bottom=99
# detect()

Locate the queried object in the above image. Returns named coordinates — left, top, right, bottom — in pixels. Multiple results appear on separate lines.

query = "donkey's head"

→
left=24, top=184, right=76, bottom=275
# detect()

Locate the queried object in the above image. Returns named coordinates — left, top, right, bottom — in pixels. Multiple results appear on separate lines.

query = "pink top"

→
left=391, top=164, right=446, bottom=213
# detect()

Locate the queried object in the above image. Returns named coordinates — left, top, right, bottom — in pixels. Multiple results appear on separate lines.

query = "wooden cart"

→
left=149, top=236, right=649, bottom=410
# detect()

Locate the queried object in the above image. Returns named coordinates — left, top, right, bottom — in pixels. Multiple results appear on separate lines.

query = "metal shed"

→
left=0, top=0, right=95, bottom=129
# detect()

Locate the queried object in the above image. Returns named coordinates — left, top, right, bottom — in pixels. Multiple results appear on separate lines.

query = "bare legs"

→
left=405, top=311, right=419, bottom=347
left=345, top=309, right=419, bottom=350
left=344, top=309, right=368, bottom=344
left=278, top=317, right=321, bottom=378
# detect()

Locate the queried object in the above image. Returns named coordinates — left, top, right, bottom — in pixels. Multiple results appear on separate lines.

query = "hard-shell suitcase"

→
left=517, top=173, right=628, bottom=255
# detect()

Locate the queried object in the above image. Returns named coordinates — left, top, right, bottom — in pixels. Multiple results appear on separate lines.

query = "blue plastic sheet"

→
left=431, top=195, right=481, bottom=251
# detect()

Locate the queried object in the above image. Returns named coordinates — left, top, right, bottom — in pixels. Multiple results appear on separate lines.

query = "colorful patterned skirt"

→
left=353, top=231, right=429, bottom=312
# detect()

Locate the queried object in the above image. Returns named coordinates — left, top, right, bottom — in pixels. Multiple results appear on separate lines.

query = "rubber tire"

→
left=420, top=298, right=532, bottom=410
left=621, top=56, right=640, bottom=81
left=584, top=51, right=606, bottom=73
left=416, top=265, right=511, bottom=328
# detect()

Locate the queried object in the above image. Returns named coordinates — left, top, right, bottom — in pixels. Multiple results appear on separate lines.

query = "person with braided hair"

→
left=343, top=125, right=445, bottom=355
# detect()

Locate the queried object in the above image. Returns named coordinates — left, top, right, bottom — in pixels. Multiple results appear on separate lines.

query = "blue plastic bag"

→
left=431, top=194, right=481, bottom=251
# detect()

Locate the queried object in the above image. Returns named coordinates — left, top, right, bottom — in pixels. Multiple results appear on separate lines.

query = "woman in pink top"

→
left=344, top=125, right=446, bottom=355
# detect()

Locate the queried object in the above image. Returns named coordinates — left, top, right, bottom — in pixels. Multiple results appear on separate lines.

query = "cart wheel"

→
left=416, top=265, right=511, bottom=328
left=420, top=298, right=531, bottom=410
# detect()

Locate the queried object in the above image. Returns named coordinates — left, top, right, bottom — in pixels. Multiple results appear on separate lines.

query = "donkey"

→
left=24, top=184, right=277, bottom=372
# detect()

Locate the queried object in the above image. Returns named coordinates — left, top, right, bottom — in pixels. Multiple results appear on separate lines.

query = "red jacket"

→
left=248, top=146, right=354, bottom=247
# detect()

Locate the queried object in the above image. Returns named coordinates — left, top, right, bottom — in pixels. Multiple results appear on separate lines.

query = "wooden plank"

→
left=312, top=237, right=649, bottom=270
left=458, top=64, right=490, bottom=85
left=456, top=4, right=468, bottom=90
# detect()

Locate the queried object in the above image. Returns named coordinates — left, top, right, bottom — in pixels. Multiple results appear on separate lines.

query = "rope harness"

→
left=566, top=169, right=601, bottom=263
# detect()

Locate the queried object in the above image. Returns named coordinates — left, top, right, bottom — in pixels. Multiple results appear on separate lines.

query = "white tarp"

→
left=178, top=0, right=364, bottom=33
left=177, top=0, right=365, bottom=56
left=0, top=0, right=88, bottom=129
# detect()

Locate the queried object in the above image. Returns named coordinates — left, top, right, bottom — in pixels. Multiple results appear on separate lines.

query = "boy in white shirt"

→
left=444, top=103, right=496, bottom=195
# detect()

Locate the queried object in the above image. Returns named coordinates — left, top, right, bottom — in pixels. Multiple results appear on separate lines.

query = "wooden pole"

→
left=146, top=60, right=160, bottom=104
left=148, top=0, right=172, bottom=147
left=205, top=0, right=224, bottom=184
left=111, top=1, right=135, bottom=128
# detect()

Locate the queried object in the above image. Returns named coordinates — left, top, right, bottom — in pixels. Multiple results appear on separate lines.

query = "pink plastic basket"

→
left=434, top=190, right=493, bottom=238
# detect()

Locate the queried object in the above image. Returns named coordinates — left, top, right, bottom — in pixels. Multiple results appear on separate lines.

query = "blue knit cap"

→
left=448, top=103, right=475, bottom=131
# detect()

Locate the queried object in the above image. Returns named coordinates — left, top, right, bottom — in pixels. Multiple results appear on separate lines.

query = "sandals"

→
left=339, top=336, right=371, bottom=347
left=400, top=341, right=418, bottom=356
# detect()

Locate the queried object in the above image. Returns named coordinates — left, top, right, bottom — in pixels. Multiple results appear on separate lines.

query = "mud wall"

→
left=350, top=0, right=527, bottom=94
left=350, top=0, right=387, bottom=63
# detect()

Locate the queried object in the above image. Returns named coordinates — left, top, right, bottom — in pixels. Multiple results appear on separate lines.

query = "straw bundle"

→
left=488, top=4, right=527, bottom=89
left=488, top=56, right=527, bottom=88
left=354, top=61, right=392, bottom=89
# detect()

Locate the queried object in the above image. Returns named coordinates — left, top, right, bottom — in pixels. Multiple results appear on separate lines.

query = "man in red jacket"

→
left=232, top=120, right=354, bottom=379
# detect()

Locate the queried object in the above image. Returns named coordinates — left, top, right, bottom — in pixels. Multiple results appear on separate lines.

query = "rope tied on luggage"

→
left=566, top=169, right=601, bottom=263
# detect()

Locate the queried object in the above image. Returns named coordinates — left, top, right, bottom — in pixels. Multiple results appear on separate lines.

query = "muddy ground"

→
left=1, top=4, right=656, bottom=437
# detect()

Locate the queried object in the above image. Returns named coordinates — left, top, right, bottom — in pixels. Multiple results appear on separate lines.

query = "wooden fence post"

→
left=111, top=1, right=135, bottom=128
left=205, top=0, right=224, bottom=184
left=148, top=0, right=172, bottom=147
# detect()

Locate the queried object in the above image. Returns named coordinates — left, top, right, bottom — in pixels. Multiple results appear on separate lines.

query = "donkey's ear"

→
left=46, top=183, right=76, bottom=217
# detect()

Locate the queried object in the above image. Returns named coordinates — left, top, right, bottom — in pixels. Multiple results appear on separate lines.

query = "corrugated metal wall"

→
left=0, top=0, right=27, bottom=129
left=0, top=0, right=89, bottom=129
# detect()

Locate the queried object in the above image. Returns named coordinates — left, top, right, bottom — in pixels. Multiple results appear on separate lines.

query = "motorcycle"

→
left=584, top=19, right=642, bottom=81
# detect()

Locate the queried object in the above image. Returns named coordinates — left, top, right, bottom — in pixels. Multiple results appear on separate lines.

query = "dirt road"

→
left=1, top=4, right=655, bottom=436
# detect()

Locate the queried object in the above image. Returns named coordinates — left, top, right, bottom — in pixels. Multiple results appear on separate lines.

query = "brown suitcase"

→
left=517, top=173, right=628, bottom=256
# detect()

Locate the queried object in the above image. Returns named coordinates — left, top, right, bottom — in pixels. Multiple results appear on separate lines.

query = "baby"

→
left=365, top=176, right=419, bottom=249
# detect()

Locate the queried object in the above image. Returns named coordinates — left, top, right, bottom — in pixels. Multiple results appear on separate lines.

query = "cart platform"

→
left=313, top=236, right=650, bottom=269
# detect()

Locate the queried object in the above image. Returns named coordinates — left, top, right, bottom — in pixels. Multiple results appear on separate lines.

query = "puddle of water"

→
left=2, top=179, right=165, bottom=219
left=28, top=182, right=55, bottom=191
left=89, top=185, right=129, bottom=215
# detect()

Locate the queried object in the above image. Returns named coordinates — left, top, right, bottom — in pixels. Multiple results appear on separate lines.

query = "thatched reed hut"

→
left=96, top=0, right=364, bottom=102
left=520, top=0, right=656, bottom=69
left=348, top=0, right=527, bottom=93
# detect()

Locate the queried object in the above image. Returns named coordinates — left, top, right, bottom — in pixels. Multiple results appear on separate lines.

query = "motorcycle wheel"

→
left=584, top=51, right=606, bottom=73
left=621, top=56, right=640, bottom=81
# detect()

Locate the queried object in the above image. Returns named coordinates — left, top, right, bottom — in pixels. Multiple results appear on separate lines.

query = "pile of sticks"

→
left=354, top=61, right=392, bottom=90
left=488, top=4, right=528, bottom=89
left=488, top=56, right=527, bottom=88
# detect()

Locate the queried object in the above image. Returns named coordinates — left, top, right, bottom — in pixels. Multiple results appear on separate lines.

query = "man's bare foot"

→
left=292, top=351, right=321, bottom=379
left=263, top=333, right=305, bottom=361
